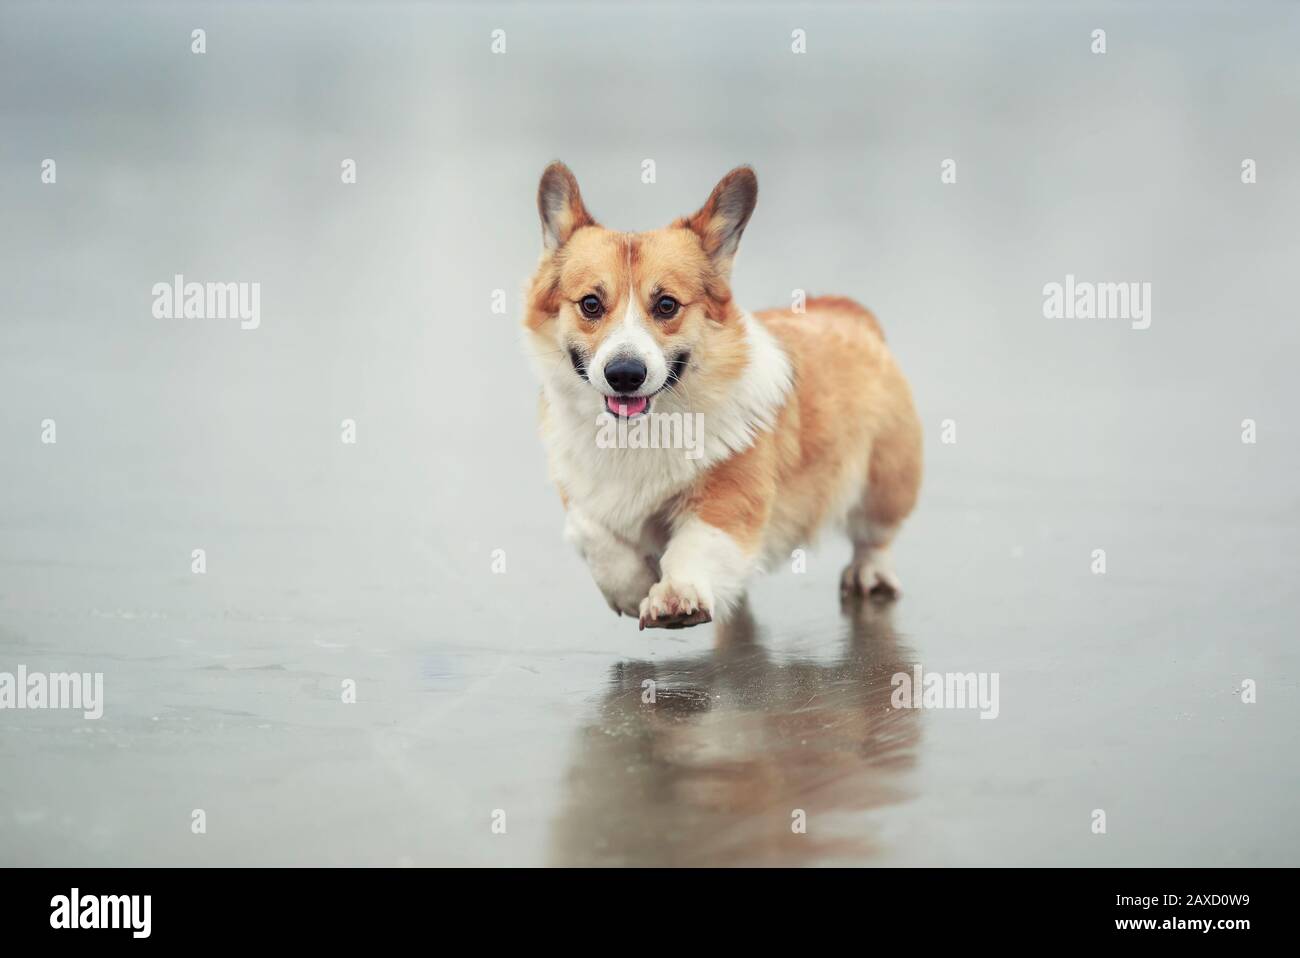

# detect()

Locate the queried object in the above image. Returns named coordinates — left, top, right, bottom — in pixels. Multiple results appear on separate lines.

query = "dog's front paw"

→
left=638, top=579, right=713, bottom=631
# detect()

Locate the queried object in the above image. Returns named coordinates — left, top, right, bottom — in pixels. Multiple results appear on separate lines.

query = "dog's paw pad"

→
left=638, top=581, right=713, bottom=630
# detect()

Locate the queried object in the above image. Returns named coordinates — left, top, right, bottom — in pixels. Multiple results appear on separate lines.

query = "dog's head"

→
left=524, top=163, right=758, bottom=419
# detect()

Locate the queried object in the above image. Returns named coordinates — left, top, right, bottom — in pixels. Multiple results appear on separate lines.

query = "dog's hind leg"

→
left=841, top=512, right=903, bottom=598
left=841, top=420, right=922, bottom=599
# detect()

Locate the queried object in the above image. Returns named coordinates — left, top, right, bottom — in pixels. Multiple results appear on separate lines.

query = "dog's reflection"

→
left=550, top=597, right=922, bottom=866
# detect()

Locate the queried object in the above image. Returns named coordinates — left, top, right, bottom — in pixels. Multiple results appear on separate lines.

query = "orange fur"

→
left=756, top=298, right=922, bottom=542
left=673, top=298, right=921, bottom=555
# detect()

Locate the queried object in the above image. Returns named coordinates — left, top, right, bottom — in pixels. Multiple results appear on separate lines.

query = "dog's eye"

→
left=579, top=295, right=604, bottom=319
left=654, top=296, right=680, bottom=319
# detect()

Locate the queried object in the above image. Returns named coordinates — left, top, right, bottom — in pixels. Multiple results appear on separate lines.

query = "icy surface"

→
left=1, top=2, right=1297, bottom=865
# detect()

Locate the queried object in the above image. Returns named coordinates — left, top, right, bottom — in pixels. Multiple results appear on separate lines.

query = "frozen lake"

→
left=1, top=2, right=1298, bottom=866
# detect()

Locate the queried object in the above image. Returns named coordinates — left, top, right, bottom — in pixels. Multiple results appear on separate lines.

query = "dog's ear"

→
left=538, top=162, right=596, bottom=250
left=676, top=166, right=758, bottom=275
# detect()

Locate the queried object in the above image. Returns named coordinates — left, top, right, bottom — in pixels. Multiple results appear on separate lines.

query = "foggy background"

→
left=1, top=1, right=1297, bottom=865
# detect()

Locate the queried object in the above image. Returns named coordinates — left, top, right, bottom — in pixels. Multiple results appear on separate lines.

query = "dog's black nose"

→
left=604, top=357, right=647, bottom=393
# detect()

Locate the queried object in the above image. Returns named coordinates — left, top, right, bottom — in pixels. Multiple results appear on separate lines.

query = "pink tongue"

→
left=606, top=395, right=648, bottom=416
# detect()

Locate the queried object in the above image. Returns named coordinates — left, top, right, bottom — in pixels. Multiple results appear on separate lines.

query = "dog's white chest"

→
left=548, top=432, right=696, bottom=539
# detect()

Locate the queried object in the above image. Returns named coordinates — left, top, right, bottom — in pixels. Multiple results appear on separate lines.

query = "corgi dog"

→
left=523, top=163, right=922, bottom=630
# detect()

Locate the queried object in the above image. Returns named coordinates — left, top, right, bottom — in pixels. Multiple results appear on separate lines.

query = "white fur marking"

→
left=590, top=295, right=668, bottom=396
